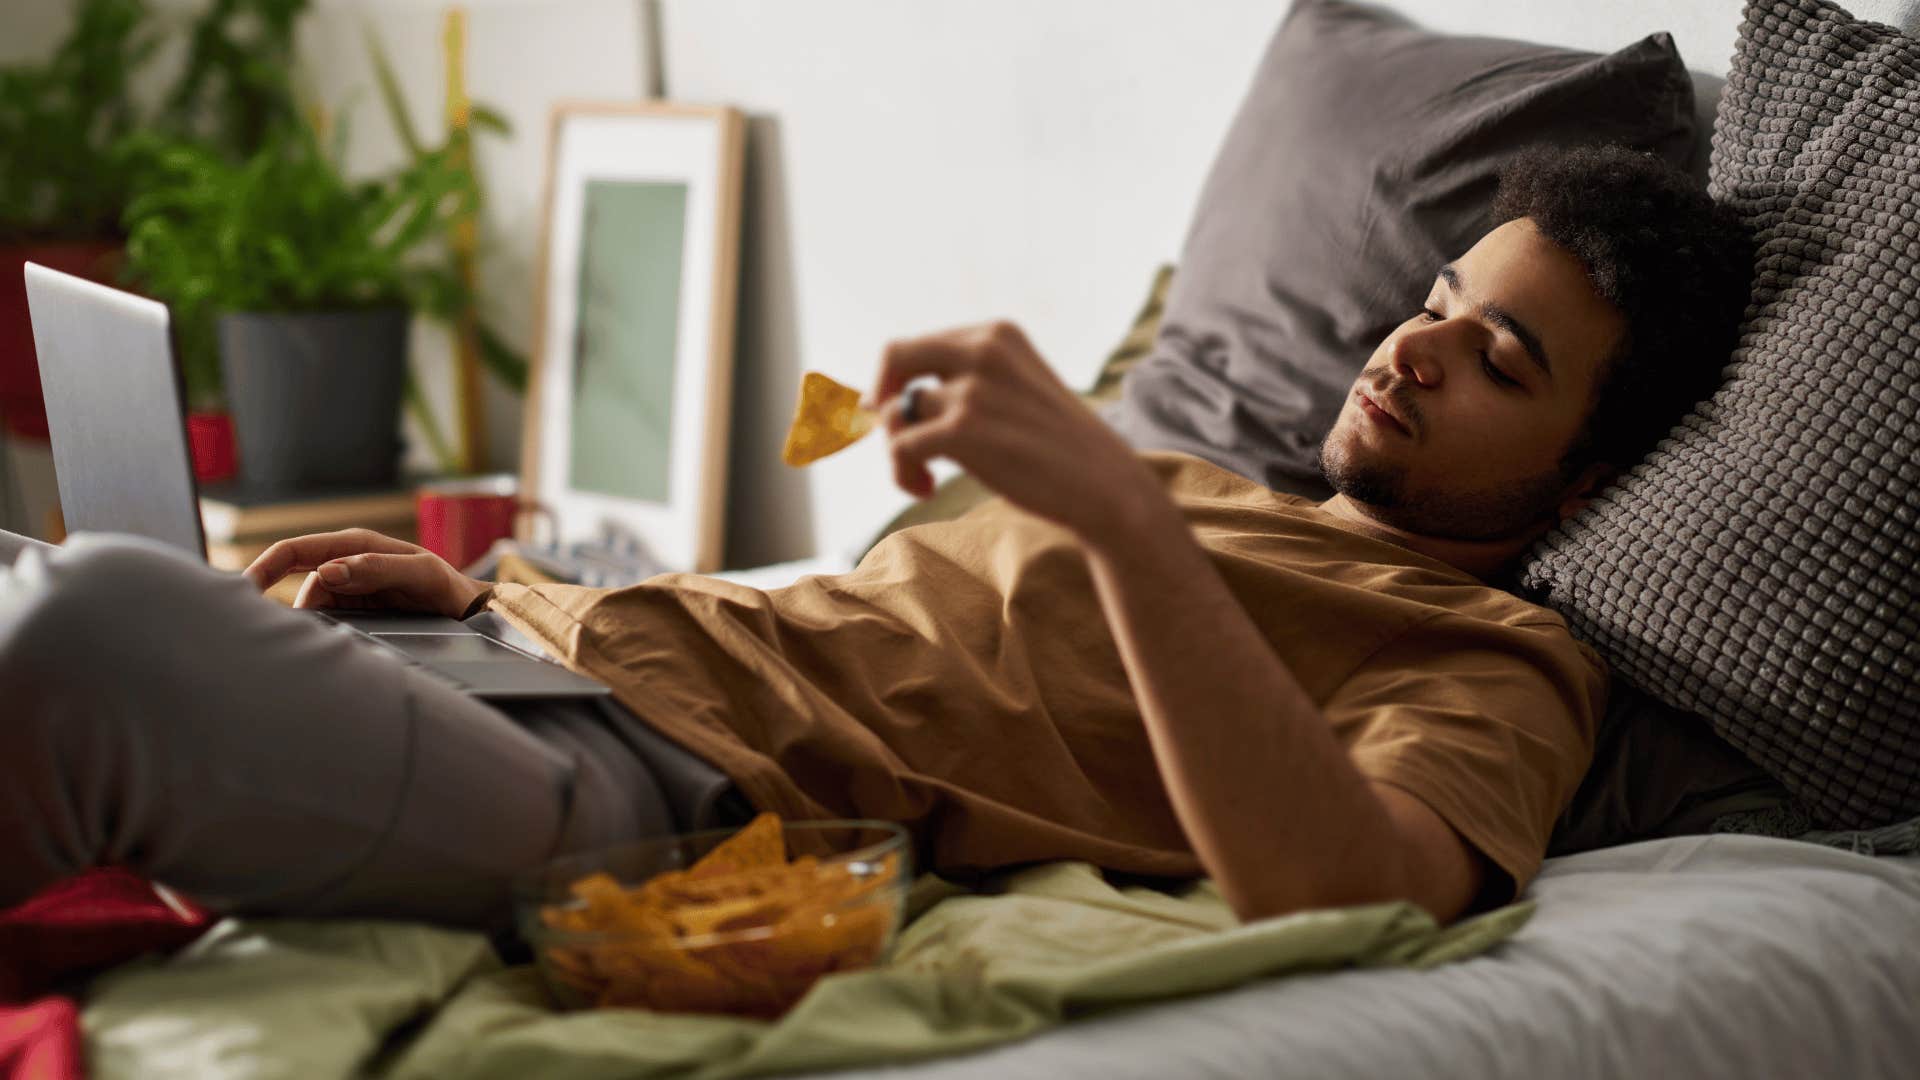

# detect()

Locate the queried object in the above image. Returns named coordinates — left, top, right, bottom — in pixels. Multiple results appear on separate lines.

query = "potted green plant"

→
left=0, top=0, right=153, bottom=443
left=120, top=116, right=478, bottom=492
left=153, top=0, right=306, bottom=163
left=1, top=0, right=311, bottom=484
left=141, top=0, right=309, bottom=485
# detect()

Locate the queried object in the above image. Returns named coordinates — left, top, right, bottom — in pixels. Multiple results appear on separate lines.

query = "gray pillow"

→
left=1108, top=0, right=1698, bottom=499
left=1518, top=0, right=1920, bottom=829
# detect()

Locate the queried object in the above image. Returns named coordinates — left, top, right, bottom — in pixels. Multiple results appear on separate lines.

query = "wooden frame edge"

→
left=696, top=107, right=746, bottom=573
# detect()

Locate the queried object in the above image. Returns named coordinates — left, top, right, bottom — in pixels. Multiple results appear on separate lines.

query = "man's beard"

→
left=1313, top=431, right=1568, bottom=543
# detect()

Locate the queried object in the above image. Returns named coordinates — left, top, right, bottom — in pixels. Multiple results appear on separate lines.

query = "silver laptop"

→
left=22, top=261, right=610, bottom=700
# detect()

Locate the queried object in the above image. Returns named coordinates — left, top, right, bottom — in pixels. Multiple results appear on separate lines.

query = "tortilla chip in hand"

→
left=782, top=372, right=875, bottom=466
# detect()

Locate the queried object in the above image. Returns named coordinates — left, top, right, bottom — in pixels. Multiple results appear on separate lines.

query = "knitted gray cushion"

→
left=1517, top=0, right=1920, bottom=829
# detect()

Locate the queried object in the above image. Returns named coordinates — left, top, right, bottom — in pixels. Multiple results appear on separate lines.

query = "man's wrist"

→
left=458, top=582, right=495, bottom=620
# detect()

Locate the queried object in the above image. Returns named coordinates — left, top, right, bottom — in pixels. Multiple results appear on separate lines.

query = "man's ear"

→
left=1555, top=461, right=1618, bottom=522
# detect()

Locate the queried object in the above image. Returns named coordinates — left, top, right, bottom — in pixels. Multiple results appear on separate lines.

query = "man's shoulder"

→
left=1388, top=602, right=1612, bottom=697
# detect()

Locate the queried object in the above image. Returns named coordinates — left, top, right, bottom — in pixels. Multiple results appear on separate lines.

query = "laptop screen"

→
left=22, top=263, right=207, bottom=559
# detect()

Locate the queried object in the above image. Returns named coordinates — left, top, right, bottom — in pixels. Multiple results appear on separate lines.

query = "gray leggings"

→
left=0, top=530, right=677, bottom=931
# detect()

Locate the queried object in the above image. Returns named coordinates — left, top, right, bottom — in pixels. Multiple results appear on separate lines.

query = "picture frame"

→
left=519, top=101, right=746, bottom=574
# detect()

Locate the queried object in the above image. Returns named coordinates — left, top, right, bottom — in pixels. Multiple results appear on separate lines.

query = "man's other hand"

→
left=241, top=528, right=488, bottom=618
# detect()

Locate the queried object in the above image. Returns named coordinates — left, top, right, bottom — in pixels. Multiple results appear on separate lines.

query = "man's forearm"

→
left=1082, top=495, right=1409, bottom=922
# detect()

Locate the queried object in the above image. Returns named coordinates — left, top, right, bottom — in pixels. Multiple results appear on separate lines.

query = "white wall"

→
left=9, top=0, right=1918, bottom=561
left=0, top=3, right=71, bottom=63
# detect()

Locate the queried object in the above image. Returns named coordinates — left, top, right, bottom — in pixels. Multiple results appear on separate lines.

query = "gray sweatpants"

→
left=0, top=530, right=680, bottom=931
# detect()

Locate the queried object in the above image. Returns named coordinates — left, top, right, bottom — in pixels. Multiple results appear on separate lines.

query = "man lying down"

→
left=0, top=145, right=1752, bottom=933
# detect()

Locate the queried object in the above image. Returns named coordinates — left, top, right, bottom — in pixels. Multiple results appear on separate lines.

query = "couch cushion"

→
left=1518, top=0, right=1920, bottom=828
left=1106, top=0, right=1698, bottom=500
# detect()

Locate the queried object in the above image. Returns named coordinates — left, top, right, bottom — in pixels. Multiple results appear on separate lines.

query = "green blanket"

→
left=83, top=862, right=1531, bottom=1079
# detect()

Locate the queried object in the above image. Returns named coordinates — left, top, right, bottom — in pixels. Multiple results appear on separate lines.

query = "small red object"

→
left=0, top=869, right=210, bottom=1080
left=186, top=409, right=238, bottom=484
left=0, top=242, right=121, bottom=443
left=0, top=867, right=210, bottom=1005
left=415, top=474, right=524, bottom=572
left=0, top=996, right=82, bottom=1080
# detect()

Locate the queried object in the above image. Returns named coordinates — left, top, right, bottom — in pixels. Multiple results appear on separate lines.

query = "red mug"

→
left=186, top=410, right=238, bottom=484
left=414, top=476, right=545, bottom=572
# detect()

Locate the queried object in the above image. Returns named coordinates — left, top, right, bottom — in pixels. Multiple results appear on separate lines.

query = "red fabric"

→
left=0, top=868, right=210, bottom=1003
left=0, top=869, right=212, bottom=1080
left=0, top=997, right=81, bottom=1080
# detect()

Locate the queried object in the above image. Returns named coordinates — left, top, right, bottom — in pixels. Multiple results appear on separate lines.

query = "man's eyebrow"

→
left=1438, top=263, right=1553, bottom=383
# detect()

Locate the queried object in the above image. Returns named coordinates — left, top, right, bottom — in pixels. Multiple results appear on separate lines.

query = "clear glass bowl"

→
left=513, top=819, right=911, bottom=1017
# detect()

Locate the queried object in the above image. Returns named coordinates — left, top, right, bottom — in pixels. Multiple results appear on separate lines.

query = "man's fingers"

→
left=291, top=571, right=335, bottom=610
left=889, top=420, right=956, bottom=500
left=870, top=333, right=965, bottom=409
left=868, top=321, right=1028, bottom=410
left=243, top=529, right=422, bottom=591
left=884, top=380, right=954, bottom=435
left=309, top=551, right=440, bottom=598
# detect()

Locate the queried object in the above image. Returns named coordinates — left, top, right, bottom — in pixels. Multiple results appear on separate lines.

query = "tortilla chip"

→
left=539, top=813, right=903, bottom=1018
left=688, top=811, right=786, bottom=879
left=781, top=372, right=875, bottom=466
left=670, top=893, right=786, bottom=939
left=646, top=857, right=818, bottom=909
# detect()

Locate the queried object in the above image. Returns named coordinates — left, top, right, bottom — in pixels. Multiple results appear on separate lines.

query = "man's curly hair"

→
left=1489, top=144, right=1755, bottom=479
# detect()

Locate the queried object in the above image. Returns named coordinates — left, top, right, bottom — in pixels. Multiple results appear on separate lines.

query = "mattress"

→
left=825, top=835, right=1920, bottom=1079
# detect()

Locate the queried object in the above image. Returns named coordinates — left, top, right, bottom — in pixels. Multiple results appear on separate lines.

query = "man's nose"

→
left=1388, top=323, right=1454, bottom=387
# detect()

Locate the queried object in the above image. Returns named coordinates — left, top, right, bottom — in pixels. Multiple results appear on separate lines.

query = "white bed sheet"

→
left=827, top=835, right=1920, bottom=1079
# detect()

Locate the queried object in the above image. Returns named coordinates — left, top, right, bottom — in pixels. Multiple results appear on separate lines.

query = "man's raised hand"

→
left=868, top=320, right=1164, bottom=544
left=241, top=528, right=489, bottom=618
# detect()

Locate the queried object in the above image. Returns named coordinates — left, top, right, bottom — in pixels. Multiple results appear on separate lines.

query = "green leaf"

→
left=0, top=0, right=156, bottom=240
left=404, top=369, right=458, bottom=474
left=468, top=104, right=511, bottom=136
left=364, top=23, right=424, bottom=159
left=476, top=319, right=529, bottom=393
left=263, top=235, right=304, bottom=290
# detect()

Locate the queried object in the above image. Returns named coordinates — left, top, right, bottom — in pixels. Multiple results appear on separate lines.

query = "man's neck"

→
left=1313, top=494, right=1536, bottom=583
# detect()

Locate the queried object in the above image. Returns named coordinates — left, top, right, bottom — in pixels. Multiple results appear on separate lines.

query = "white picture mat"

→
left=535, top=110, right=724, bottom=572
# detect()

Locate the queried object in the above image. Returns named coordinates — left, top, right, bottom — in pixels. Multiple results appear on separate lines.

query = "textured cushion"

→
left=1518, top=0, right=1920, bottom=829
left=1106, top=0, right=1698, bottom=500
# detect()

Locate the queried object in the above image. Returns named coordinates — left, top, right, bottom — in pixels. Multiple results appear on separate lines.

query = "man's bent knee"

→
left=0, top=533, right=234, bottom=699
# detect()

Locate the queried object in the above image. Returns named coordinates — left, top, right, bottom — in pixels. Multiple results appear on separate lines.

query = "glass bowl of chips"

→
left=515, top=813, right=911, bottom=1018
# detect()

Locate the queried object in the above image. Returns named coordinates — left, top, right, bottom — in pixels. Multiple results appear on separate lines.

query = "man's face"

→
left=1316, top=218, right=1627, bottom=542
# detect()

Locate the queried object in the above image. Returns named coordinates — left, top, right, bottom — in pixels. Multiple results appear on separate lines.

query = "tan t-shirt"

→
left=488, top=452, right=1608, bottom=901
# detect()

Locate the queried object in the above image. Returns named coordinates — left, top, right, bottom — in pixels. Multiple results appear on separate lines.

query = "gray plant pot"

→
left=218, top=307, right=409, bottom=493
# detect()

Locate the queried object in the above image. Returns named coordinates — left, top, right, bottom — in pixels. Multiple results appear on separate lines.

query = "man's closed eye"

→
left=1419, top=308, right=1521, bottom=388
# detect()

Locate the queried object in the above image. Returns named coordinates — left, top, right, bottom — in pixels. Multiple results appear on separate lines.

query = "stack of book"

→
left=198, top=482, right=425, bottom=572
